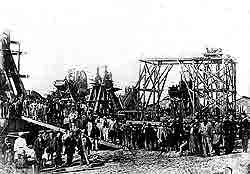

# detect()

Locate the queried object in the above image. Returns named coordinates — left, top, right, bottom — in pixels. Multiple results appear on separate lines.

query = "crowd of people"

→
left=28, top=112, right=249, bottom=169
left=0, top=95, right=249, bottom=170
left=99, top=114, right=249, bottom=157
left=22, top=97, right=88, bottom=129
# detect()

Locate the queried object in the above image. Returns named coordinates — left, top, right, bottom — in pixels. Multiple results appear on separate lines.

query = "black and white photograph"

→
left=0, top=0, right=250, bottom=173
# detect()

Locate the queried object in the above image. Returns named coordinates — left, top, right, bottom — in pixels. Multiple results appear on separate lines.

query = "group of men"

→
left=1, top=107, right=249, bottom=171
left=88, top=114, right=249, bottom=157
left=21, top=98, right=249, bottom=158
left=32, top=129, right=93, bottom=169
left=71, top=113, right=250, bottom=157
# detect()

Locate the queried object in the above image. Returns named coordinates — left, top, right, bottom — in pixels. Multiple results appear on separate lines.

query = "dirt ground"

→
left=2, top=143, right=250, bottom=174
left=45, top=148, right=250, bottom=174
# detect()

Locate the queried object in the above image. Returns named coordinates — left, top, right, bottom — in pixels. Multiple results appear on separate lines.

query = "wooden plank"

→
left=118, top=110, right=143, bottom=113
left=41, top=162, right=104, bottom=174
left=21, top=116, right=66, bottom=133
left=99, top=140, right=121, bottom=149
left=21, top=116, right=121, bottom=149
left=126, top=120, right=161, bottom=126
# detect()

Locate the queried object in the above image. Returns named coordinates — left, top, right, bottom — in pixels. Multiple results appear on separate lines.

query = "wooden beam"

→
left=21, top=116, right=66, bottom=133
left=21, top=116, right=122, bottom=149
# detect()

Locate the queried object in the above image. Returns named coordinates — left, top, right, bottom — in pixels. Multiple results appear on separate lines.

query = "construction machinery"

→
left=54, top=68, right=88, bottom=102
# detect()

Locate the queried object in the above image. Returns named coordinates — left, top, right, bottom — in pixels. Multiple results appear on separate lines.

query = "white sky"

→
left=0, top=0, right=249, bottom=96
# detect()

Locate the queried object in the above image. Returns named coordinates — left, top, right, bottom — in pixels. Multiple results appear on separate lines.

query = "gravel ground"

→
left=62, top=149, right=250, bottom=174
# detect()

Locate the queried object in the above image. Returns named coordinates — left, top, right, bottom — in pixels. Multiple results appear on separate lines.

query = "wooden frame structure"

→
left=87, top=67, right=122, bottom=116
left=133, top=48, right=236, bottom=119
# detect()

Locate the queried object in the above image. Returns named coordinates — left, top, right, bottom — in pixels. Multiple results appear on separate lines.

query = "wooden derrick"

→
left=87, top=66, right=122, bottom=116
left=124, top=48, right=237, bottom=120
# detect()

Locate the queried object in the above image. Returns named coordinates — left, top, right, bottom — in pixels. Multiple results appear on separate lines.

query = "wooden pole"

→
left=18, top=42, right=20, bottom=73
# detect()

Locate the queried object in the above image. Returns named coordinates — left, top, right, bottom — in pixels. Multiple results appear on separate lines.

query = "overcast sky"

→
left=0, top=0, right=249, bottom=97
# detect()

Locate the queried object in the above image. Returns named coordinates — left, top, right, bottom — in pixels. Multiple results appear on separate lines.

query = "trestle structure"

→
left=126, top=48, right=237, bottom=120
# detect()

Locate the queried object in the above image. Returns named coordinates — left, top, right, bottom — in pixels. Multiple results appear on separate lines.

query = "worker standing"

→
left=239, top=113, right=249, bottom=153
left=54, top=132, right=63, bottom=168
left=103, top=117, right=109, bottom=141
left=2, top=137, right=13, bottom=164
left=90, top=122, right=100, bottom=151
left=223, top=115, right=236, bottom=154
left=14, top=132, right=28, bottom=168
left=199, top=118, right=213, bottom=157
left=145, top=123, right=155, bottom=151
left=34, top=132, right=45, bottom=168
left=229, top=115, right=237, bottom=153
left=76, top=130, right=90, bottom=166
left=64, top=131, right=76, bottom=167
left=212, top=119, right=222, bottom=156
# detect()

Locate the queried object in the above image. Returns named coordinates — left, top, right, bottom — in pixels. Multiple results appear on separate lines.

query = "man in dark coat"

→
left=173, top=117, right=183, bottom=151
left=64, top=131, right=77, bottom=166
left=145, top=123, right=156, bottom=150
left=137, top=124, right=144, bottom=149
left=15, top=96, right=24, bottom=118
left=190, top=118, right=201, bottom=155
left=126, top=123, right=133, bottom=148
left=223, top=115, right=236, bottom=154
left=90, top=122, right=100, bottom=151
left=46, top=132, right=55, bottom=165
left=54, top=132, right=63, bottom=167
left=229, top=115, right=237, bottom=153
left=34, top=132, right=45, bottom=168
left=8, top=100, right=16, bottom=119
left=239, top=114, right=249, bottom=152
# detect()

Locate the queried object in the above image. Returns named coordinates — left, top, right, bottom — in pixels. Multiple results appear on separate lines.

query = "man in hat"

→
left=34, top=131, right=45, bottom=168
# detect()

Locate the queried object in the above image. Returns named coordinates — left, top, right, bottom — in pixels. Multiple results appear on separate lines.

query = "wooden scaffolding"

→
left=127, top=48, right=237, bottom=120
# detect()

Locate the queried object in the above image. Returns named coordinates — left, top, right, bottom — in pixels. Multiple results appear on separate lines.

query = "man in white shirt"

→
left=96, top=118, right=104, bottom=139
left=14, top=132, right=28, bottom=161
left=87, top=121, right=92, bottom=137
left=14, top=133, right=27, bottom=152
left=102, top=117, right=109, bottom=141
left=26, top=145, right=36, bottom=161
